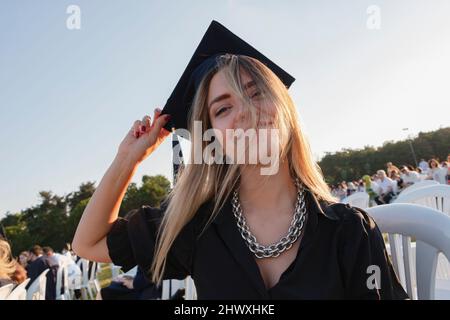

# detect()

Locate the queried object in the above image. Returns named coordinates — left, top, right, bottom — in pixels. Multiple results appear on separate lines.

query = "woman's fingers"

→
left=131, top=108, right=170, bottom=140
left=132, top=120, right=141, bottom=138
left=141, top=115, right=151, bottom=133
left=154, top=113, right=171, bottom=131
left=151, top=108, right=162, bottom=127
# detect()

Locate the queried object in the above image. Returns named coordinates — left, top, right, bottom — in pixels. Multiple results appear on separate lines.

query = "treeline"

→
left=318, top=127, right=450, bottom=184
left=0, top=175, right=171, bottom=257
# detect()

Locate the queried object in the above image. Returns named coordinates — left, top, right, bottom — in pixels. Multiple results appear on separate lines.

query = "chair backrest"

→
left=27, top=269, right=50, bottom=300
left=162, top=279, right=185, bottom=300
left=88, top=261, right=98, bottom=282
left=110, top=263, right=122, bottom=280
left=341, top=192, right=370, bottom=209
left=76, top=258, right=89, bottom=286
left=366, top=203, right=450, bottom=300
left=6, top=278, right=31, bottom=300
left=184, top=276, right=197, bottom=300
left=399, top=180, right=440, bottom=197
left=122, top=266, right=138, bottom=278
left=394, top=184, right=450, bottom=214
left=55, top=261, right=70, bottom=300
left=0, top=283, right=14, bottom=299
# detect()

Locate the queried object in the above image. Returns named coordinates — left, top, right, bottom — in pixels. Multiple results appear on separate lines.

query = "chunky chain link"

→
left=232, top=178, right=307, bottom=259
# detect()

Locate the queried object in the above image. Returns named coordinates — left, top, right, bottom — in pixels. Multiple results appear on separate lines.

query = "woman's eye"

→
left=251, top=91, right=261, bottom=99
left=215, top=105, right=231, bottom=117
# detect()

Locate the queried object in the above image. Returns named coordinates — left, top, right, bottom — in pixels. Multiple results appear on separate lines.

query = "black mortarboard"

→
left=161, top=20, right=295, bottom=132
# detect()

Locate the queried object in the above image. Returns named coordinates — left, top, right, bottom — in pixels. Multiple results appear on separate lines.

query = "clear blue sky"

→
left=1, top=0, right=449, bottom=216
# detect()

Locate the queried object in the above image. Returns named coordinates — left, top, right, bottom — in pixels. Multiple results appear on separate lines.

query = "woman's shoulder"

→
left=317, top=200, right=377, bottom=234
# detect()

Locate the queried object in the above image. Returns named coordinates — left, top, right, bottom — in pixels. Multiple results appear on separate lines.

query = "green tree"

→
left=319, top=127, right=450, bottom=184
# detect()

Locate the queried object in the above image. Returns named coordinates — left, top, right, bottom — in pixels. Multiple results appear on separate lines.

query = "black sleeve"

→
left=106, top=205, right=197, bottom=281
left=337, top=204, right=409, bottom=300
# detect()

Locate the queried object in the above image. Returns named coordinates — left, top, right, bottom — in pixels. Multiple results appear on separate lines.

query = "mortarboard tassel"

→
left=172, top=133, right=184, bottom=185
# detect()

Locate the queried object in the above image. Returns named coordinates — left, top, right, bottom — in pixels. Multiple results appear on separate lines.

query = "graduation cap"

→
left=161, top=20, right=295, bottom=132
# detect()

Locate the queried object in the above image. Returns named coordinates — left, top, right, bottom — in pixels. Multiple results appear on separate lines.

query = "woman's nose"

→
left=233, top=104, right=247, bottom=127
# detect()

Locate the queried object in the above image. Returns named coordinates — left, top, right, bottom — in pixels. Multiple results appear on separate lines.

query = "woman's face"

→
left=207, top=69, right=274, bottom=132
left=206, top=69, right=278, bottom=164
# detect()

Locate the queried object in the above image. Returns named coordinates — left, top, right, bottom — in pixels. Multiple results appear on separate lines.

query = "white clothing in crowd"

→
left=54, top=253, right=82, bottom=290
left=376, top=177, right=395, bottom=194
left=428, top=167, right=448, bottom=184
left=419, top=160, right=429, bottom=173
left=401, top=171, right=421, bottom=185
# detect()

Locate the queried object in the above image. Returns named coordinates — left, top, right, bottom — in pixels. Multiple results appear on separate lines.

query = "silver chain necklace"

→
left=231, top=178, right=307, bottom=259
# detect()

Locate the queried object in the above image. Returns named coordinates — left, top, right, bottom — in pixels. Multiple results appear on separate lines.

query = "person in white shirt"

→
left=374, top=170, right=395, bottom=205
left=43, top=246, right=82, bottom=295
left=419, top=159, right=429, bottom=173
left=427, top=159, right=445, bottom=183
left=357, top=180, right=365, bottom=193
left=437, top=161, right=449, bottom=184
left=400, top=165, right=421, bottom=187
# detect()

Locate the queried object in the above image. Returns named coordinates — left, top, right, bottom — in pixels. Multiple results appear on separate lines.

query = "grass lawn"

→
left=97, top=263, right=114, bottom=288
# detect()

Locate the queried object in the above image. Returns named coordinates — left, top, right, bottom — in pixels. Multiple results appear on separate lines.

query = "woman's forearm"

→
left=72, top=153, right=139, bottom=257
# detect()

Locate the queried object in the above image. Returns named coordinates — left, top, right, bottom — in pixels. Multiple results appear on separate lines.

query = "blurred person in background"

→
left=400, top=165, right=420, bottom=188
left=0, top=239, right=16, bottom=288
left=419, top=158, right=429, bottom=173
left=18, top=251, right=30, bottom=268
left=427, top=159, right=446, bottom=184
left=374, top=170, right=395, bottom=205
left=26, top=245, right=56, bottom=300
left=386, top=162, right=400, bottom=177
left=388, top=170, right=402, bottom=194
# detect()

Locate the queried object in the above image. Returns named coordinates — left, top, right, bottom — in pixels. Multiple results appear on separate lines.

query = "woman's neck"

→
left=238, top=161, right=297, bottom=214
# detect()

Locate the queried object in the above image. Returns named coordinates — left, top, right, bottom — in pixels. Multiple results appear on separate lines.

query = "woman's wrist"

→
left=113, top=152, right=141, bottom=172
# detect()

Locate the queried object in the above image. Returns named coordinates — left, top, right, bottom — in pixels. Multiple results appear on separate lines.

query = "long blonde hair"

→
left=0, top=239, right=16, bottom=278
left=151, top=54, right=335, bottom=284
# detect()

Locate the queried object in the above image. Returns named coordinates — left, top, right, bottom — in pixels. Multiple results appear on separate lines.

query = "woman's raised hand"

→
left=117, top=108, right=171, bottom=165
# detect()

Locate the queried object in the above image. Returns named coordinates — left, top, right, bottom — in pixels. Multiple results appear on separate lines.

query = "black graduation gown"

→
left=106, top=191, right=408, bottom=300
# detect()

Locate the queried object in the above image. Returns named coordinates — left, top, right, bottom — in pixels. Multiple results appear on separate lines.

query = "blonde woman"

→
left=73, top=21, right=407, bottom=299
left=0, top=239, right=17, bottom=288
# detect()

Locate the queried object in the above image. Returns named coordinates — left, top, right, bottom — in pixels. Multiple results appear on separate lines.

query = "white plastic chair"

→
left=341, top=192, right=370, bottom=209
left=162, top=279, right=185, bottom=300
left=161, top=277, right=198, bottom=300
left=55, top=261, right=71, bottom=300
left=394, top=184, right=450, bottom=289
left=6, top=278, right=31, bottom=300
left=394, top=184, right=450, bottom=214
left=76, top=260, right=100, bottom=299
left=110, top=263, right=122, bottom=280
left=184, top=276, right=197, bottom=300
left=88, top=261, right=99, bottom=298
left=399, top=180, right=440, bottom=197
left=367, top=203, right=450, bottom=299
left=27, top=269, right=50, bottom=300
left=0, top=283, right=14, bottom=299
left=77, top=258, right=94, bottom=300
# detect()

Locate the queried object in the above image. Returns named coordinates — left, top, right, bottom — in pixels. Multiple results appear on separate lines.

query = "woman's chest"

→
left=254, top=240, right=300, bottom=289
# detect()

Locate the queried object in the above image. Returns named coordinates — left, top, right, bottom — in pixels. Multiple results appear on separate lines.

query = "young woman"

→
left=72, top=23, right=408, bottom=300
